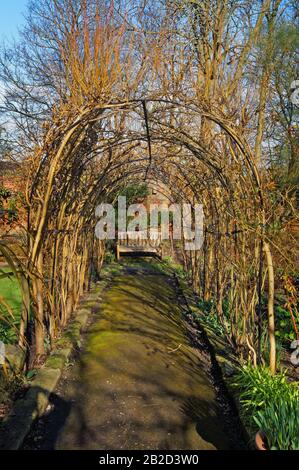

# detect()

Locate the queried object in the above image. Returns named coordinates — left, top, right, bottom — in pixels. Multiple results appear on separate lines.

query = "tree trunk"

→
left=33, top=253, right=45, bottom=358
left=263, top=241, right=276, bottom=374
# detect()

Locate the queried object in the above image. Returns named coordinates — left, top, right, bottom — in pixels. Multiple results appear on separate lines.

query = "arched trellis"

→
left=15, top=98, right=275, bottom=372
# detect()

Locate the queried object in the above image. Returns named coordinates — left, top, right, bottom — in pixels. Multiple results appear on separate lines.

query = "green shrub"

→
left=197, top=298, right=227, bottom=337
left=232, top=365, right=299, bottom=449
left=275, top=304, right=298, bottom=345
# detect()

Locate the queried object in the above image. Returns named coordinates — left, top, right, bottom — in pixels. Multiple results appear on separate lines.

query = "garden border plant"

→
left=231, top=364, right=299, bottom=450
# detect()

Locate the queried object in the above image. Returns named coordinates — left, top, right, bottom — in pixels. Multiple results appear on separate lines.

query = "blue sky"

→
left=0, top=0, right=28, bottom=40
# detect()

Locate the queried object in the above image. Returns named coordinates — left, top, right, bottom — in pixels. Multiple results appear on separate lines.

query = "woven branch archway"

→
left=13, top=96, right=276, bottom=372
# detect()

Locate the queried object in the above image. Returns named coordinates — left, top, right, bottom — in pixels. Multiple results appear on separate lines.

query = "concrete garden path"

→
left=24, top=262, right=235, bottom=450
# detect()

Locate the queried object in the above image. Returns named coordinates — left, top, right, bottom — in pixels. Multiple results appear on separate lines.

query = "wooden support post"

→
left=116, top=243, right=120, bottom=261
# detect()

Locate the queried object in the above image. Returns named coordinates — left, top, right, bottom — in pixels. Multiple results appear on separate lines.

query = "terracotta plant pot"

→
left=255, top=431, right=268, bottom=450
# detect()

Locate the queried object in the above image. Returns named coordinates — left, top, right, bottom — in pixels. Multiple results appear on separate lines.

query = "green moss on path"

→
left=27, top=262, right=233, bottom=450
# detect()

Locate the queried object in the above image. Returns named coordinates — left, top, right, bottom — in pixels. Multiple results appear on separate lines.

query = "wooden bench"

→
left=116, top=230, right=163, bottom=260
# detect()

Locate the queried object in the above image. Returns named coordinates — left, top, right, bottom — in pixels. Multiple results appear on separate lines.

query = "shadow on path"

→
left=23, top=262, right=240, bottom=450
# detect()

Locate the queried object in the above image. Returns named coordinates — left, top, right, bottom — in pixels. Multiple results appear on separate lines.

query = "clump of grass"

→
left=254, top=397, right=299, bottom=450
left=232, top=364, right=299, bottom=450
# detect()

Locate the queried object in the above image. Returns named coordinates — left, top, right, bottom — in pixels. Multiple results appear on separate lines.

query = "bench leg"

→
left=116, top=244, right=120, bottom=261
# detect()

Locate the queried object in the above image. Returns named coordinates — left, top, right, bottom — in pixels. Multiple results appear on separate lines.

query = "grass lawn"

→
left=0, top=267, right=22, bottom=344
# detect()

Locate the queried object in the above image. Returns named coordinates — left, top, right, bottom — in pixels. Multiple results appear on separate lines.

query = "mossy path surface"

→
left=25, top=262, right=233, bottom=450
